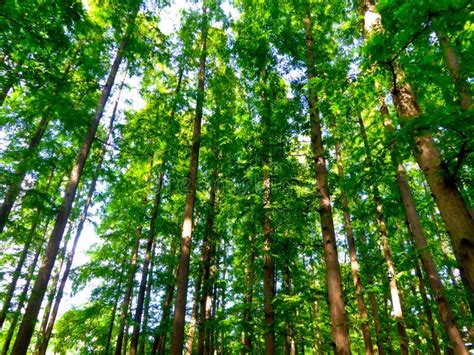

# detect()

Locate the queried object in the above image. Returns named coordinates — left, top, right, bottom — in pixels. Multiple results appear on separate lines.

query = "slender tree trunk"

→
left=114, top=232, right=140, bottom=355
left=152, top=244, right=178, bottom=355
left=0, top=63, right=71, bottom=234
left=283, top=260, right=292, bottom=355
left=170, top=4, right=208, bottom=353
left=130, top=172, right=164, bottom=355
left=333, top=124, right=374, bottom=354
left=358, top=115, right=409, bottom=354
left=138, top=239, right=157, bottom=355
left=1, top=238, right=44, bottom=355
left=38, top=97, right=121, bottom=355
left=197, top=166, right=218, bottom=355
left=242, top=233, right=255, bottom=354
left=368, top=290, right=385, bottom=355
left=391, top=78, right=474, bottom=298
left=303, top=10, right=350, bottom=354
left=11, top=6, right=139, bottom=353
left=186, top=267, right=203, bottom=355
left=0, top=211, right=40, bottom=329
left=105, top=278, right=124, bottom=355
left=382, top=106, right=467, bottom=353
left=436, top=30, right=472, bottom=110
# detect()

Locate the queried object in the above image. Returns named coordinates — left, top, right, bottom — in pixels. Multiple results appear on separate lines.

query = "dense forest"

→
left=0, top=0, right=473, bottom=354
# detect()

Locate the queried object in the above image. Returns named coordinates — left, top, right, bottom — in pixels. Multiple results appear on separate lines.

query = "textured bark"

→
left=11, top=6, right=139, bottom=353
left=185, top=270, right=203, bottom=355
left=114, top=233, right=141, bottom=355
left=391, top=80, right=474, bottom=299
left=333, top=125, right=374, bottom=354
left=303, top=10, right=350, bottom=354
left=170, top=4, right=208, bottom=353
left=197, top=167, right=218, bottom=355
left=358, top=115, right=409, bottom=354
left=436, top=31, right=472, bottom=110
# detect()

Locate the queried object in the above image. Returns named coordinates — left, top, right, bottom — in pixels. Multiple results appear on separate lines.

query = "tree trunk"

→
left=11, top=6, right=139, bottom=353
left=382, top=113, right=467, bottom=353
left=197, top=166, right=218, bottom=355
left=186, top=267, right=203, bottom=355
left=391, top=79, right=474, bottom=299
left=358, top=115, right=409, bottom=354
left=436, top=30, right=472, bottom=111
left=241, top=232, right=255, bottom=354
left=333, top=124, right=374, bottom=354
left=138, top=238, right=157, bottom=355
left=303, top=10, right=350, bottom=354
left=0, top=211, right=39, bottom=329
left=114, top=232, right=141, bottom=355
left=170, top=4, right=208, bottom=353
left=38, top=97, right=121, bottom=354
left=130, top=172, right=165, bottom=355
left=1, top=237, right=43, bottom=355
left=105, top=278, right=124, bottom=355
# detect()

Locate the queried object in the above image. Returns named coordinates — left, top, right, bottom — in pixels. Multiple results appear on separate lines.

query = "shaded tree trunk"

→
left=303, top=10, right=350, bottom=353
left=358, top=115, right=409, bottom=354
left=105, top=278, right=124, bottom=355
left=333, top=124, right=374, bottom=354
left=241, top=232, right=255, bottom=354
left=186, top=267, right=203, bottom=355
left=170, top=4, right=208, bottom=353
left=114, top=233, right=141, bottom=355
left=11, top=6, right=139, bottom=353
left=197, top=165, right=218, bottom=355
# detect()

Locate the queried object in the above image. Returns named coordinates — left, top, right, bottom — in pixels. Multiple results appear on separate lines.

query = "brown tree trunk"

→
left=11, top=6, right=139, bottom=353
left=105, top=278, right=124, bottom=355
left=358, top=115, right=409, bottom=354
left=130, top=171, right=164, bottom=355
left=333, top=125, right=374, bottom=354
left=1, top=237, right=44, bottom=355
left=436, top=31, right=471, bottom=111
left=382, top=105, right=467, bottom=352
left=0, top=211, right=39, bottom=329
left=37, top=98, right=121, bottom=354
left=197, top=166, right=218, bottom=355
left=391, top=79, right=474, bottom=299
left=303, top=10, right=350, bottom=354
left=186, top=269, right=203, bottom=355
left=241, top=232, right=255, bottom=354
left=170, top=4, right=208, bottom=353
left=114, top=233, right=141, bottom=355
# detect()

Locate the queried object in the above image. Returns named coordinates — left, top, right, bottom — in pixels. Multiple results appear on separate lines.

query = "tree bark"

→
left=185, top=269, right=202, bottom=355
left=10, top=5, right=139, bottom=353
left=170, top=4, right=208, bottom=353
left=333, top=123, right=374, bottom=354
left=1, top=236, right=43, bottom=355
left=436, top=30, right=472, bottom=111
left=114, top=233, right=141, bottom=355
left=303, top=10, right=350, bottom=354
left=130, top=171, right=165, bottom=355
left=105, top=277, right=124, bottom=355
left=358, top=115, right=409, bottom=354
left=382, top=110, right=467, bottom=353
left=197, top=166, right=218, bottom=355
left=241, top=232, right=255, bottom=354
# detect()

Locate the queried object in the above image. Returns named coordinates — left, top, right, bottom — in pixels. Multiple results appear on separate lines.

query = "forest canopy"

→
left=0, top=0, right=473, bottom=354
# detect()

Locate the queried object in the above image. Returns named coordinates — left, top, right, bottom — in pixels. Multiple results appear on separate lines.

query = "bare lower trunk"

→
left=333, top=125, right=374, bottom=354
left=382, top=106, right=467, bottom=353
left=11, top=7, right=138, bottom=352
left=197, top=166, right=218, bottom=355
left=303, top=11, right=350, bottom=353
left=170, top=4, right=208, bottom=353
left=242, top=233, right=255, bottom=354
left=358, top=115, right=408, bottom=353
left=185, top=270, right=202, bottom=355
left=105, top=279, right=124, bottom=355
left=114, top=234, right=141, bottom=355
left=130, top=172, right=164, bottom=355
